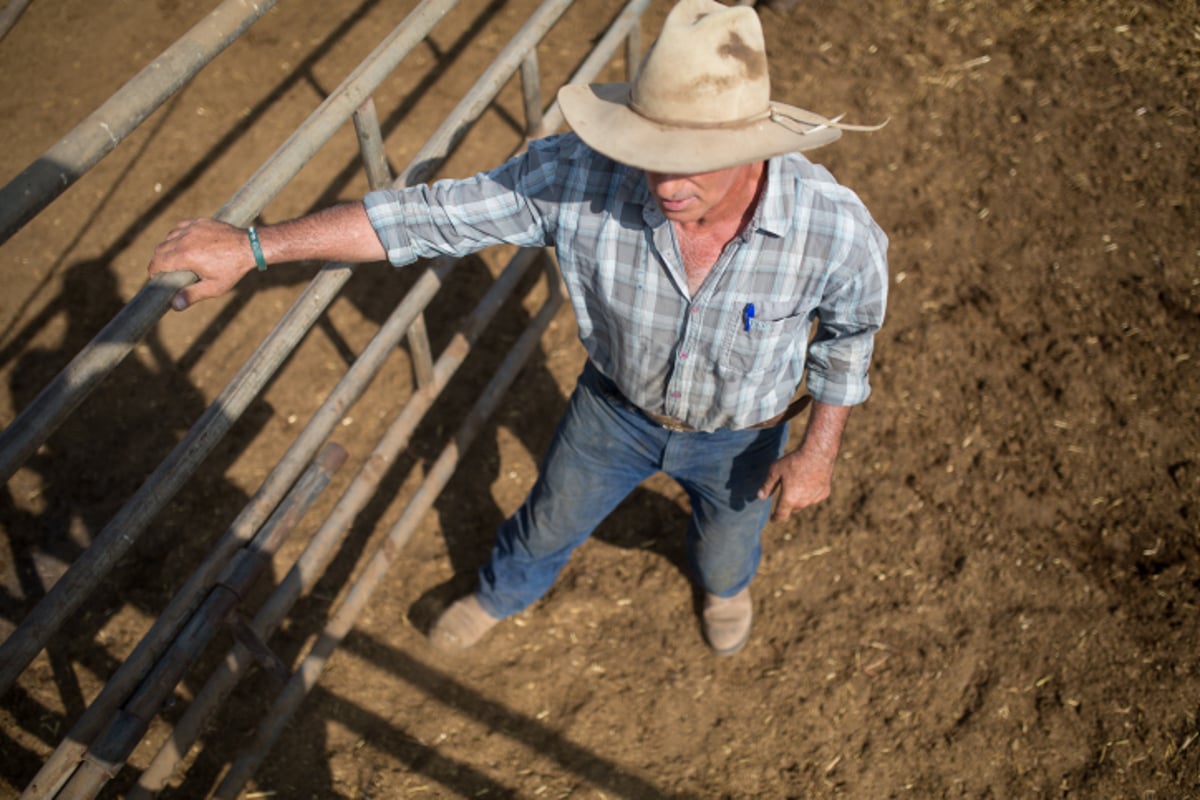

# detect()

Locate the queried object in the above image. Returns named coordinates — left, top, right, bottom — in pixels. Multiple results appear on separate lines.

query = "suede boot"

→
left=702, top=587, right=752, bottom=656
left=429, top=594, right=501, bottom=652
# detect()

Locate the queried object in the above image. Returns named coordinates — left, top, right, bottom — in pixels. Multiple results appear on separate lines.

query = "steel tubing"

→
left=351, top=97, right=436, bottom=390
left=400, top=0, right=574, bottom=187
left=129, top=247, right=544, bottom=797
left=0, top=264, right=356, bottom=696
left=0, top=0, right=34, bottom=43
left=520, top=52, right=544, bottom=138
left=219, top=0, right=460, bottom=223
left=1, top=0, right=481, bottom=703
left=534, top=0, right=652, bottom=138
left=0, top=273, right=188, bottom=486
left=625, top=21, right=641, bottom=80
left=13, top=253, right=461, bottom=797
left=0, top=0, right=651, bottom=794
left=0, top=0, right=280, bottom=245
left=0, top=0, right=462, bottom=490
left=214, top=282, right=565, bottom=800
left=14, top=69, right=504, bottom=780
left=12, top=267, right=362, bottom=799
left=54, top=443, right=347, bottom=800
left=352, top=98, right=392, bottom=190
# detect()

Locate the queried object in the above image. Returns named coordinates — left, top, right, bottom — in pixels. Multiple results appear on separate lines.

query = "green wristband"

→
left=247, top=226, right=268, bottom=271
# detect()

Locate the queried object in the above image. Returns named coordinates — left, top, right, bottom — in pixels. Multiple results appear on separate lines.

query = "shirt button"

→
left=680, top=352, right=688, bottom=359
left=671, top=391, right=681, bottom=399
left=690, top=307, right=699, bottom=315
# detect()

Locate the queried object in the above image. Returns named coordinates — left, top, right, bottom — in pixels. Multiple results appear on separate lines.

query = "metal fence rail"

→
left=0, top=0, right=281, bottom=245
left=1, top=0, right=652, bottom=795
left=0, top=0, right=463, bottom=491
left=0, top=0, right=469, bottom=700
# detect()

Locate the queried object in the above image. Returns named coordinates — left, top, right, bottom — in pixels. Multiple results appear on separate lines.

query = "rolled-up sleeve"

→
left=363, top=140, right=562, bottom=266
left=804, top=220, right=888, bottom=406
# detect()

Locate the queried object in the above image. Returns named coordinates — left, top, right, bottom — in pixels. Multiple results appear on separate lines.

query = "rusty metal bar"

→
left=352, top=96, right=436, bottom=391
left=535, top=0, right=652, bottom=138
left=0, top=0, right=280, bottom=245
left=130, top=247, right=546, bottom=798
left=352, top=97, right=392, bottom=189
left=53, top=443, right=347, bottom=800
left=214, top=278, right=565, bottom=800
left=520, top=52, right=543, bottom=138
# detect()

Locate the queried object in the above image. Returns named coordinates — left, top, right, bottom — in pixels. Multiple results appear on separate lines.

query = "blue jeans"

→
left=476, top=362, right=787, bottom=618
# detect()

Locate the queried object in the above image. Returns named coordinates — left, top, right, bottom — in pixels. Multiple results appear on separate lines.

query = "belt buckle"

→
left=646, top=410, right=692, bottom=432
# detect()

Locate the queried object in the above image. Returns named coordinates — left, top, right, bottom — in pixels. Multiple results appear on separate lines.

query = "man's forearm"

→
left=757, top=400, right=852, bottom=521
left=255, top=202, right=386, bottom=265
left=148, top=202, right=387, bottom=310
left=795, top=400, right=851, bottom=466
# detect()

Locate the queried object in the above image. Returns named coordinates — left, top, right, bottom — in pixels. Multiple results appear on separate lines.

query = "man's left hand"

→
left=757, top=448, right=835, bottom=522
left=756, top=400, right=850, bottom=522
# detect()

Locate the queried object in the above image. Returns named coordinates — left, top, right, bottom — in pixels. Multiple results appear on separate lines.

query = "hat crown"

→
left=555, top=0, right=868, bottom=173
left=631, top=0, right=771, bottom=128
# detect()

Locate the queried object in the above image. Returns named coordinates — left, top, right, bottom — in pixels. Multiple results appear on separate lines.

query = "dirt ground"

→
left=0, top=0, right=1198, bottom=797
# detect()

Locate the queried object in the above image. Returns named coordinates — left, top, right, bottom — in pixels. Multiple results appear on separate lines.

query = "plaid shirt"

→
left=364, top=133, right=888, bottom=432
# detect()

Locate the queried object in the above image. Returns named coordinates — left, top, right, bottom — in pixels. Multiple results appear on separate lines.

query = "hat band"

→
left=627, top=98, right=773, bottom=131
left=625, top=99, right=884, bottom=139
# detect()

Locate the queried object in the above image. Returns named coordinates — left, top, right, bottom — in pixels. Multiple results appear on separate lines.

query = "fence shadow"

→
left=0, top=0, right=669, bottom=794
left=287, top=629, right=690, bottom=799
left=0, top=255, right=269, bottom=789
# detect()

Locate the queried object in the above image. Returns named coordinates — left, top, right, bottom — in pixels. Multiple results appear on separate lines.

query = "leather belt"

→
left=639, top=394, right=813, bottom=433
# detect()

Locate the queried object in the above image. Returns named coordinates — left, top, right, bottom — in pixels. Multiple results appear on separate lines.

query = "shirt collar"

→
left=752, top=156, right=793, bottom=239
left=638, top=175, right=665, bottom=228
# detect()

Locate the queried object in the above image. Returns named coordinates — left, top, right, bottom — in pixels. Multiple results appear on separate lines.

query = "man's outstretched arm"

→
left=147, top=202, right=385, bottom=311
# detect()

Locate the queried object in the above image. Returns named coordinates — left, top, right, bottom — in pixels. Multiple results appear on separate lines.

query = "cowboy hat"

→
left=558, top=0, right=882, bottom=173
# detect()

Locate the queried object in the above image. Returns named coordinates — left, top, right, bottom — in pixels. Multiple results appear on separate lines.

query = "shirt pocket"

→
left=718, top=302, right=810, bottom=377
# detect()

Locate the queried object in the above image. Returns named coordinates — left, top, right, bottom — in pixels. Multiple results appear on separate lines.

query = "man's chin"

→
left=659, top=202, right=702, bottom=223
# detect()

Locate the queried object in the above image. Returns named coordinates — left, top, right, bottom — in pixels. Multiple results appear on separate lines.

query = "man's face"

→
left=644, top=162, right=764, bottom=225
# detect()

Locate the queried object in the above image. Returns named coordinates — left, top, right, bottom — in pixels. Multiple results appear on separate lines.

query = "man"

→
left=149, top=0, right=888, bottom=656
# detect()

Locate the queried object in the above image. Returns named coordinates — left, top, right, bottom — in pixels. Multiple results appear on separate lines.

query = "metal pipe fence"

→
left=0, top=0, right=471, bottom=697
left=0, top=0, right=462, bottom=490
left=0, top=0, right=282, bottom=245
left=2, top=0, right=653, bottom=795
left=129, top=246, right=548, bottom=799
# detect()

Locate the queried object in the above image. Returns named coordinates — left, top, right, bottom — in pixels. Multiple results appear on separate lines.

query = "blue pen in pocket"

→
left=743, top=302, right=755, bottom=332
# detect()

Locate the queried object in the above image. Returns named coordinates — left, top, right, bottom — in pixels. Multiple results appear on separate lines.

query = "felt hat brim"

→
left=558, top=82, right=844, bottom=174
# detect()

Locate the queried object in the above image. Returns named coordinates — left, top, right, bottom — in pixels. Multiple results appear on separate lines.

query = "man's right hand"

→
left=148, top=218, right=258, bottom=311
left=147, top=203, right=386, bottom=311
